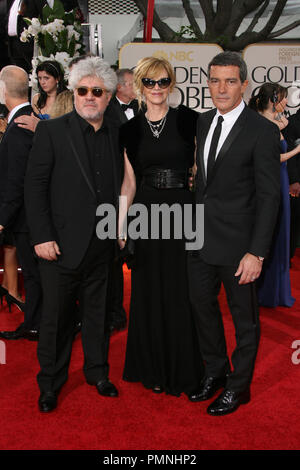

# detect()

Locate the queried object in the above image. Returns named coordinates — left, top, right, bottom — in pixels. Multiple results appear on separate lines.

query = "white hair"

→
left=0, top=65, right=28, bottom=99
left=68, top=57, right=117, bottom=93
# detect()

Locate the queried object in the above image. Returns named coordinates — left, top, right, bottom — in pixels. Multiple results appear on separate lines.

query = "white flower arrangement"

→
left=20, top=0, right=85, bottom=86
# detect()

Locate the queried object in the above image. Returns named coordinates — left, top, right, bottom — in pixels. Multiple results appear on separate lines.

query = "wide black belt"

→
left=142, top=169, right=188, bottom=189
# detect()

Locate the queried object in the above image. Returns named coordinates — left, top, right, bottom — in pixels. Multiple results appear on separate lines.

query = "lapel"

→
left=207, top=106, right=248, bottom=185
left=131, top=99, right=139, bottom=116
left=66, top=111, right=96, bottom=201
left=197, top=109, right=216, bottom=187
left=111, top=97, right=127, bottom=124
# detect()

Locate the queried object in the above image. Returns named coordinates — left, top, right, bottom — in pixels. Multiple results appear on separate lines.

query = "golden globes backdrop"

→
left=119, top=43, right=223, bottom=112
left=120, top=42, right=300, bottom=115
left=243, top=43, right=300, bottom=116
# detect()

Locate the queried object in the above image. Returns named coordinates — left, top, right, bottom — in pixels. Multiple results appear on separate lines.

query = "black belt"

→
left=142, top=169, right=188, bottom=189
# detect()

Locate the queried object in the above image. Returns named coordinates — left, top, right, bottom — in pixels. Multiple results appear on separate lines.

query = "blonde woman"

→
left=119, top=57, right=203, bottom=397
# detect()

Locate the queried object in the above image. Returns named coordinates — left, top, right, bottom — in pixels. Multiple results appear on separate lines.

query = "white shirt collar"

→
left=8, top=102, right=30, bottom=124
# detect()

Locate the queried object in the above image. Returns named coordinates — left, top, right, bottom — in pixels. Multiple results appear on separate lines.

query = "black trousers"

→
left=37, top=236, right=111, bottom=394
left=14, top=232, right=42, bottom=330
left=187, top=255, right=260, bottom=393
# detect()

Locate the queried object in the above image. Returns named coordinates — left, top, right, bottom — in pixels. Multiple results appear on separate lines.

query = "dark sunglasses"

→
left=142, top=77, right=171, bottom=89
left=76, top=87, right=106, bottom=97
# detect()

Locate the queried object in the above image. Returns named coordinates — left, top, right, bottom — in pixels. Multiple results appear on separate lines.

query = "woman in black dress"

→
left=119, top=57, right=203, bottom=397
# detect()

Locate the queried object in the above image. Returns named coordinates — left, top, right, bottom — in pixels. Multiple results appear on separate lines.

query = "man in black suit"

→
left=7, top=0, right=47, bottom=73
left=25, top=57, right=122, bottom=413
left=188, top=52, right=280, bottom=416
left=0, top=65, right=42, bottom=340
left=105, top=69, right=138, bottom=125
left=283, top=108, right=300, bottom=260
left=105, top=69, right=138, bottom=332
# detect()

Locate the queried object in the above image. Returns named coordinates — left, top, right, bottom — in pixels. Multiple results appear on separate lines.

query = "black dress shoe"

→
left=38, top=392, right=57, bottom=413
left=96, top=379, right=118, bottom=397
left=24, top=329, right=39, bottom=341
left=188, top=375, right=227, bottom=402
left=109, top=318, right=127, bottom=333
left=207, top=389, right=250, bottom=416
left=152, top=385, right=164, bottom=394
left=73, top=321, right=81, bottom=336
left=0, top=324, right=26, bottom=340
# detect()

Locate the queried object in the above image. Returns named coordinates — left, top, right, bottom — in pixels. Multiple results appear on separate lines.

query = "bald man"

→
left=0, top=65, right=42, bottom=340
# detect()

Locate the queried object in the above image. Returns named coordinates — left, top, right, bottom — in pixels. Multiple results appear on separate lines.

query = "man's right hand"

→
left=289, top=182, right=300, bottom=198
left=34, top=241, right=61, bottom=261
left=15, top=113, right=40, bottom=133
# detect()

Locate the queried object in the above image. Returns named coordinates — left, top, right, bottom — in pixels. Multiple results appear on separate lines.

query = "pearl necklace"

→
left=146, top=108, right=169, bottom=139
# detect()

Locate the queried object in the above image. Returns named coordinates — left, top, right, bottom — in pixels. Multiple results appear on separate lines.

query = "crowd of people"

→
left=0, top=6, right=299, bottom=419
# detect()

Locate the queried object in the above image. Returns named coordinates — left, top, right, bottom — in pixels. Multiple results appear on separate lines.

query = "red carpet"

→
left=1, top=252, right=300, bottom=450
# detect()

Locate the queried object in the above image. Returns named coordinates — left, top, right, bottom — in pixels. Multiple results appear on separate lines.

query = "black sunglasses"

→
left=142, top=77, right=171, bottom=89
left=76, top=87, right=107, bottom=97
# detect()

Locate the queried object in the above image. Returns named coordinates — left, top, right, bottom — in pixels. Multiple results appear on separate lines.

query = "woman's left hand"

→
left=118, top=239, right=126, bottom=250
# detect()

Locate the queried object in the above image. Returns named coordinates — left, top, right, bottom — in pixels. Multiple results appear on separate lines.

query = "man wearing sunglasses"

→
left=25, top=57, right=122, bottom=413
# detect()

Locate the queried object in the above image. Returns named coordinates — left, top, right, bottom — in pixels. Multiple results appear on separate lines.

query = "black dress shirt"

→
left=76, top=112, right=115, bottom=258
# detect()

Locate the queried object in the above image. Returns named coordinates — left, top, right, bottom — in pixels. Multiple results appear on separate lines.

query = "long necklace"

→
left=146, top=108, right=169, bottom=139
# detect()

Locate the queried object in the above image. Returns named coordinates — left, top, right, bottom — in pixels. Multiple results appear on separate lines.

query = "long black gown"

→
left=120, top=105, right=204, bottom=396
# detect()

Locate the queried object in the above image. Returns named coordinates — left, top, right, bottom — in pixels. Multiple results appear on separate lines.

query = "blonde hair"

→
left=133, top=56, right=175, bottom=108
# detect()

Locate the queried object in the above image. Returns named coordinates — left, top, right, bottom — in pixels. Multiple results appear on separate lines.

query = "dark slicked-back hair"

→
left=208, top=51, right=248, bottom=83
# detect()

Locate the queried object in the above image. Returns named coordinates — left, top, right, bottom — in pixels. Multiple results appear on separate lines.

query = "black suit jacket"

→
left=25, top=110, right=123, bottom=269
left=0, top=104, right=34, bottom=232
left=7, top=0, right=47, bottom=36
left=195, top=105, right=281, bottom=266
left=284, top=109, right=300, bottom=184
left=105, top=96, right=139, bottom=127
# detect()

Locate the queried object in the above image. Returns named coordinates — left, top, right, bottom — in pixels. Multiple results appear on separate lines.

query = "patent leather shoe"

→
left=188, top=375, right=227, bottom=402
left=0, top=324, right=26, bottom=340
left=152, top=385, right=164, bottom=394
left=24, top=329, right=39, bottom=341
left=38, top=392, right=57, bottom=413
left=109, top=316, right=127, bottom=333
left=96, top=379, right=118, bottom=397
left=207, top=389, right=250, bottom=416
